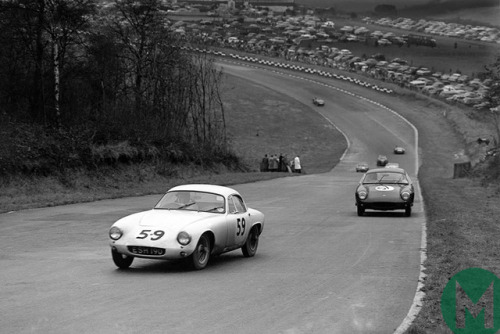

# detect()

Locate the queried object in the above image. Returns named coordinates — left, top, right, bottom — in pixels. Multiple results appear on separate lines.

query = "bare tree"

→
left=0, top=0, right=95, bottom=125
left=99, top=0, right=170, bottom=115
left=483, top=54, right=500, bottom=148
left=188, top=52, right=227, bottom=152
left=43, top=0, right=96, bottom=126
left=95, top=0, right=228, bottom=161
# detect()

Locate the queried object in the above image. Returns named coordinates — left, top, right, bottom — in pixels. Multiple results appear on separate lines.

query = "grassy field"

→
left=221, top=74, right=346, bottom=174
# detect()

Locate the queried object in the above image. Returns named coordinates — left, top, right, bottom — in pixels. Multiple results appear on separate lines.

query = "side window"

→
left=228, top=195, right=237, bottom=214
left=233, top=195, right=247, bottom=213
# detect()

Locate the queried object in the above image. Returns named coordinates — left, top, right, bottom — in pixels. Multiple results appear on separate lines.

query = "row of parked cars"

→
left=364, top=16, right=500, bottom=44
left=174, top=13, right=495, bottom=111
left=396, top=70, right=492, bottom=109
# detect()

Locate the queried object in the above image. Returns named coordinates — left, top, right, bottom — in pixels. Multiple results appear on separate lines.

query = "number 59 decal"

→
left=136, top=229, right=165, bottom=240
left=236, top=218, right=246, bottom=236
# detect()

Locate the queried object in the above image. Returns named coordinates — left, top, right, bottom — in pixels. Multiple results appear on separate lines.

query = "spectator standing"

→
left=269, top=154, right=278, bottom=172
left=260, top=154, right=269, bottom=172
left=293, top=155, right=302, bottom=173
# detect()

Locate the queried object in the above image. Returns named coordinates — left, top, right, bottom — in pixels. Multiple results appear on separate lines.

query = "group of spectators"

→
left=260, top=154, right=302, bottom=173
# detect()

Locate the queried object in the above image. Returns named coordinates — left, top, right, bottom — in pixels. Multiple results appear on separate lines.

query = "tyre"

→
left=189, top=234, right=211, bottom=270
left=242, top=226, right=260, bottom=257
left=357, top=205, right=365, bottom=216
left=405, top=206, right=412, bottom=217
left=112, top=249, right=134, bottom=269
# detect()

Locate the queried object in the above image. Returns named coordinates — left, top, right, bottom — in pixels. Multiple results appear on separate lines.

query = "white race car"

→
left=109, top=184, right=265, bottom=270
left=394, top=146, right=406, bottom=154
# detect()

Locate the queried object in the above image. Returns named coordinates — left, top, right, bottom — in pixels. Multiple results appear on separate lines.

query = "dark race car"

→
left=376, top=155, right=389, bottom=166
left=355, top=167, right=414, bottom=217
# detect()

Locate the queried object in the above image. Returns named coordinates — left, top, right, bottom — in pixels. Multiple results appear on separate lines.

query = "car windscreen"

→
left=154, top=191, right=226, bottom=213
left=362, top=172, right=408, bottom=184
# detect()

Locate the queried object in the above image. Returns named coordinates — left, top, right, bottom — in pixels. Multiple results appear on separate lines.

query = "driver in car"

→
left=175, top=192, right=199, bottom=210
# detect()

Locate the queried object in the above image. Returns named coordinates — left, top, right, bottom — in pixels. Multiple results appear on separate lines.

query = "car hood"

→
left=365, top=183, right=406, bottom=189
left=365, top=184, right=405, bottom=198
left=130, top=209, right=218, bottom=230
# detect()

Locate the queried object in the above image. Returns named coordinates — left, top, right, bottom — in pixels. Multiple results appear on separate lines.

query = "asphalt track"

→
left=0, top=62, right=425, bottom=334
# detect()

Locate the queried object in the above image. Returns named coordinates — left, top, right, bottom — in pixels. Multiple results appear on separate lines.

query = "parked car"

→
left=109, top=184, right=265, bottom=270
left=355, top=167, right=414, bottom=216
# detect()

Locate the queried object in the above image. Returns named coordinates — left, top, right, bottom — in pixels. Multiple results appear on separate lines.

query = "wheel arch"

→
left=251, top=222, right=263, bottom=235
left=200, top=230, right=216, bottom=254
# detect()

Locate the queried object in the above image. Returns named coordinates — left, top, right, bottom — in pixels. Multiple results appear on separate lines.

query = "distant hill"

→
left=295, top=0, right=499, bottom=15
left=398, top=0, right=499, bottom=18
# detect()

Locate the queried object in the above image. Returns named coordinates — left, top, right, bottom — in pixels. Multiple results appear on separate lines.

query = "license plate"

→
left=128, top=246, right=165, bottom=256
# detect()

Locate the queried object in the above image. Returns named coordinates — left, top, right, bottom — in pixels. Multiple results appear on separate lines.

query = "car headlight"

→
left=357, top=187, right=368, bottom=200
left=177, top=231, right=192, bottom=246
left=109, top=226, right=123, bottom=240
left=401, top=190, right=411, bottom=201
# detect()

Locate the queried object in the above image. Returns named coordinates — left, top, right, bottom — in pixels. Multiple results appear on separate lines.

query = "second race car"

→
left=376, top=155, right=389, bottom=166
left=355, top=167, right=414, bottom=217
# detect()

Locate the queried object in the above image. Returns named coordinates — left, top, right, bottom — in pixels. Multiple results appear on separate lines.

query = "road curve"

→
left=0, top=63, right=424, bottom=334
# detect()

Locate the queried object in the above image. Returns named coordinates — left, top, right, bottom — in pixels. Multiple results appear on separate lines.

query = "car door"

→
left=226, top=194, right=251, bottom=247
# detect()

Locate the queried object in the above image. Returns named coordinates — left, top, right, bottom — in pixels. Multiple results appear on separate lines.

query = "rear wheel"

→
left=242, top=226, right=259, bottom=257
left=189, top=234, right=211, bottom=270
left=112, top=249, right=134, bottom=269
left=405, top=206, right=412, bottom=217
left=357, top=205, right=365, bottom=216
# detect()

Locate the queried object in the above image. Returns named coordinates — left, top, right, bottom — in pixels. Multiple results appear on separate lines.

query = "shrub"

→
left=0, top=120, right=247, bottom=176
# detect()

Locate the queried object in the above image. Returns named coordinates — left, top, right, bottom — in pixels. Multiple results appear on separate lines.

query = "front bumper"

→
left=110, top=241, right=196, bottom=260
left=356, top=200, right=412, bottom=211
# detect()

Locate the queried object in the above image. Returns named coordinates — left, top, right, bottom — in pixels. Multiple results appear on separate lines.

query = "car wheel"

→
left=112, top=249, right=134, bottom=269
left=242, top=226, right=259, bottom=257
left=190, top=234, right=211, bottom=270
left=357, top=205, right=365, bottom=216
left=405, top=206, right=412, bottom=217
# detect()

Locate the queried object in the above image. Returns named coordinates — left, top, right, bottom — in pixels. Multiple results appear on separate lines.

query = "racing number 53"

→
left=236, top=218, right=246, bottom=236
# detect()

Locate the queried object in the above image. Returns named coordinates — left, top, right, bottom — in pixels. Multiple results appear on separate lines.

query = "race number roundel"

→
left=375, top=185, right=394, bottom=191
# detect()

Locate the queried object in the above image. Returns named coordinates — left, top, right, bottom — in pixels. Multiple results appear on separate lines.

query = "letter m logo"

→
left=441, top=267, right=500, bottom=334
left=456, top=281, right=494, bottom=329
